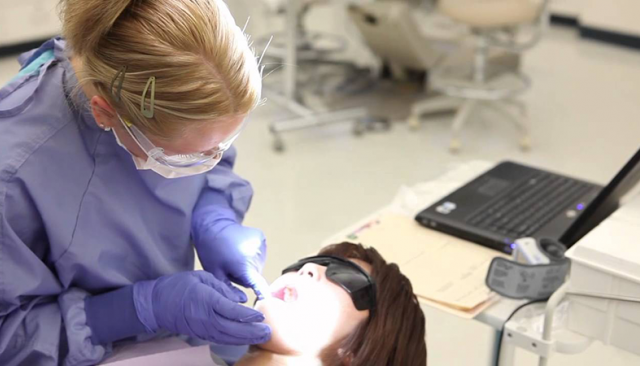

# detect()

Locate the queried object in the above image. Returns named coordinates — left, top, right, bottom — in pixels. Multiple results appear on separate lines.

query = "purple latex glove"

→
left=133, top=271, right=271, bottom=345
left=194, top=220, right=270, bottom=300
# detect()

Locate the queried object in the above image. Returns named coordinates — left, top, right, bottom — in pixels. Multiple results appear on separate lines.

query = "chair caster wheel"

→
left=273, top=137, right=285, bottom=152
left=353, top=121, right=366, bottom=136
left=408, top=115, right=421, bottom=130
left=520, top=136, right=532, bottom=151
left=449, top=138, right=461, bottom=153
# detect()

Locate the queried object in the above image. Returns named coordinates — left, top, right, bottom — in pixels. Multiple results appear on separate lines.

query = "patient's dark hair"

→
left=318, top=242, right=427, bottom=366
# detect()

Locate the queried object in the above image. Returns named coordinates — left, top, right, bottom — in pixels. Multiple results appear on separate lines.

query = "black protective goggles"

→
left=282, top=255, right=377, bottom=312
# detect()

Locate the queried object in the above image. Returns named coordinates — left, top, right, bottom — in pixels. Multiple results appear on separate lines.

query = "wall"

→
left=0, top=0, right=61, bottom=46
left=581, top=0, right=640, bottom=36
left=549, top=0, right=585, bottom=18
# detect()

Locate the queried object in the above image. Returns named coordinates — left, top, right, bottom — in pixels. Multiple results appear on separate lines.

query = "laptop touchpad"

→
left=478, top=178, right=510, bottom=196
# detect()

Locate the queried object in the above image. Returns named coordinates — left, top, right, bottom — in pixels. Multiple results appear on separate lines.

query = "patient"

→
left=235, top=242, right=427, bottom=366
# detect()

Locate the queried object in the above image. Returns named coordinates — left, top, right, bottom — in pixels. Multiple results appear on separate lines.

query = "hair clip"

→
left=141, top=76, right=156, bottom=119
left=110, top=66, right=127, bottom=102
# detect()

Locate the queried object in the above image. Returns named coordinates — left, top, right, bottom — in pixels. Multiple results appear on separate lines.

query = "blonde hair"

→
left=60, top=0, right=262, bottom=139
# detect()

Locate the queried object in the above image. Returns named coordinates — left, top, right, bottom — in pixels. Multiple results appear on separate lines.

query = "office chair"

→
left=348, top=2, right=439, bottom=80
left=348, top=1, right=521, bottom=123
left=407, top=0, right=551, bottom=152
left=257, top=0, right=380, bottom=152
left=348, top=1, right=472, bottom=80
left=258, top=0, right=342, bottom=67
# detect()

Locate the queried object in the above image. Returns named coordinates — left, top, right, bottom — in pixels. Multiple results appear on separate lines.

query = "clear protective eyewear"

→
left=117, top=114, right=243, bottom=168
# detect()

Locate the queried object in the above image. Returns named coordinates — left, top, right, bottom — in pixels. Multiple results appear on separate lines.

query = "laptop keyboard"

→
left=466, top=173, right=594, bottom=239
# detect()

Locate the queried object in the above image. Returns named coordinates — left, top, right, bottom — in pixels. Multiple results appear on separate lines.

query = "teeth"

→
left=284, top=287, right=293, bottom=302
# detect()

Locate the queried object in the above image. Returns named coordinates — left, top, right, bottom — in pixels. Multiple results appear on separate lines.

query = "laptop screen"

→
left=560, top=147, right=640, bottom=246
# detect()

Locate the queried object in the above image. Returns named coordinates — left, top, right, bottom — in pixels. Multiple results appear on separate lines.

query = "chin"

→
left=254, top=298, right=326, bottom=356
left=254, top=298, right=294, bottom=354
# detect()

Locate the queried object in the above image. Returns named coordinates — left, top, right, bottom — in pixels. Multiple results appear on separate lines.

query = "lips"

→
left=272, top=285, right=298, bottom=303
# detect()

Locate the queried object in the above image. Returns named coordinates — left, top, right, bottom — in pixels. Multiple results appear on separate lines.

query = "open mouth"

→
left=272, top=285, right=298, bottom=303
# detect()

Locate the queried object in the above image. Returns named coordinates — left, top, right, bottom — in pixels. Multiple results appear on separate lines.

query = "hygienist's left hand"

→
left=195, top=221, right=270, bottom=300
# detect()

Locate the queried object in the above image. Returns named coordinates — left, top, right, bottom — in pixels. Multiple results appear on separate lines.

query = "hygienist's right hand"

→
left=133, top=271, right=271, bottom=345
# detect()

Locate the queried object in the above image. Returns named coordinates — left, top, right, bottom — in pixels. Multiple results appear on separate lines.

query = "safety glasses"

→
left=282, top=255, right=377, bottom=312
left=117, top=114, right=243, bottom=168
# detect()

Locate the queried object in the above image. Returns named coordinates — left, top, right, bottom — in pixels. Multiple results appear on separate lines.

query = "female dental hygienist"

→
left=0, top=0, right=272, bottom=364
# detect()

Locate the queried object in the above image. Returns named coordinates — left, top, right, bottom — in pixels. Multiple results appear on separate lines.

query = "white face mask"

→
left=112, top=130, right=219, bottom=179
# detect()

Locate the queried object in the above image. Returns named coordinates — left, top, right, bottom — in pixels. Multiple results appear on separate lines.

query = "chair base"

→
left=267, top=90, right=389, bottom=152
left=408, top=95, right=532, bottom=153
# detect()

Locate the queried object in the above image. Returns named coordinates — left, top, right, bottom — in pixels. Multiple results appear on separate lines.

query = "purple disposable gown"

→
left=0, top=38, right=253, bottom=365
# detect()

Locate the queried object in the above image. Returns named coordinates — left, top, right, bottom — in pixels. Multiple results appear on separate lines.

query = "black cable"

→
left=493, top=299, right=547, bottom=366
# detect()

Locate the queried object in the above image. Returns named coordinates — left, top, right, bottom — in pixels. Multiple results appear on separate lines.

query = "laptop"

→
left=415, top=147, right=640, bottom=254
